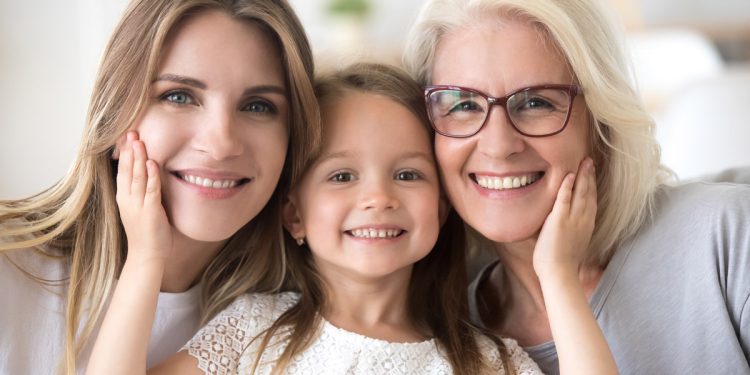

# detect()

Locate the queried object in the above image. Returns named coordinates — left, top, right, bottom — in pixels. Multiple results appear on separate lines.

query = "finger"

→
left=131, top=141, right=148, bottom=201
left=553, top=172, right=576, bottom=216
left=586, top=160, right=598, bottom=218
left=145, top=159, right=162, bottom=206
left=571, top=158, right=595, bottom=219
left=116, top=137, right=134, bottom=197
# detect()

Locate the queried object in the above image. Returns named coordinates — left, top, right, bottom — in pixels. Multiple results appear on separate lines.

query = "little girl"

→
left=88, top=63, right=615, bottom=374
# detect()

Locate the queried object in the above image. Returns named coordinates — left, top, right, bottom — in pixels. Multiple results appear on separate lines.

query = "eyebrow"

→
left=154, top=74, right=286, bottom=96
left=316, top=150, right=434, bottom=165
left=154, top=74, right=206, bottom=89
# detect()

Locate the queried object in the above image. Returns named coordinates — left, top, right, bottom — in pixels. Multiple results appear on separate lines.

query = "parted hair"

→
left=248, top=62, right=516, bottom=375
left=0, top=0, right=320, bottom=373
left=403, top=0, right=669, bottom=267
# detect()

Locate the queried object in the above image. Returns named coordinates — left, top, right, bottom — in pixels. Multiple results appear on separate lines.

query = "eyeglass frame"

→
left=424, top=84, right=582, bottom=138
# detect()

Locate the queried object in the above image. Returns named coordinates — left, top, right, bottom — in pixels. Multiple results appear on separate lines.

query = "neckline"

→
left=319, top=318, right=437, bottom=348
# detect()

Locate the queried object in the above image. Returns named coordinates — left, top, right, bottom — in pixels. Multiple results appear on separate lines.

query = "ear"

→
left=438, top=192, right=451, bottom=227
left=282, top=194, right=306, bottom=240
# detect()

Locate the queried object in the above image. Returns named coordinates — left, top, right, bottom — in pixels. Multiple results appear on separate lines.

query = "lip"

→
left=468, top=170, right=545, bottom=199
left=170, top=168, right=252, bottom=200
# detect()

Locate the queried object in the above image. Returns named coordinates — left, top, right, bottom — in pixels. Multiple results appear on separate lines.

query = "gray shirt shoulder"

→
left=471, top=182, right=750, bottom=374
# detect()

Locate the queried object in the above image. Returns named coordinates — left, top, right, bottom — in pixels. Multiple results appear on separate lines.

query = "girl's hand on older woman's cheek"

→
left=115, top=131, right=173, bottom=265
left=532, top=157, right=597, bottom=279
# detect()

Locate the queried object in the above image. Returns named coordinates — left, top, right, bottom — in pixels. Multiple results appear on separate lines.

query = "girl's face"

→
left=431, top=20, right=591, bottom=246
left=285, top=92, right=441, bottom=282
left=129, top=10, right=289, bottom=242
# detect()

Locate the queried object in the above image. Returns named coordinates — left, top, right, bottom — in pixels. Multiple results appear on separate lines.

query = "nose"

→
left=357, top=176, right=400, bottom=211
left=193, top=108, right=244, bottom=160
left=476, top=105, right=526, bottom=159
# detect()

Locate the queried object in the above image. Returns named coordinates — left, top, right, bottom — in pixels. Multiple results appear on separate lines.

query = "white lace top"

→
left=184, top=292, right=542, bottom=374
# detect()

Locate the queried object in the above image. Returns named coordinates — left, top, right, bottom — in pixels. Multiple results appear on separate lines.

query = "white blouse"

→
left=184, top=292, right=542, bottom=374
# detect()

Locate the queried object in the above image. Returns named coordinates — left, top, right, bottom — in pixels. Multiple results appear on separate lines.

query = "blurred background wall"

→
left=2, top=0, right=749, bottom=199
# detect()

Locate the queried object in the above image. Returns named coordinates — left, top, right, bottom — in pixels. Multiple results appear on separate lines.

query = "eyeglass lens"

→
left=427, top=88, right=573, bottom=137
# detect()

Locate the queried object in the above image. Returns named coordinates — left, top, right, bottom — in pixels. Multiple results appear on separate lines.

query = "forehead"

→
left=158, top=10, right=284, bottom=86
left=432, top=19, right=573, bottom=92
left=319, top=92, right=432, bottom=155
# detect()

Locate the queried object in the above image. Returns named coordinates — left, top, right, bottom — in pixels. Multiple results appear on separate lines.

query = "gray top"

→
left=469, top=182, right=750, bottom=374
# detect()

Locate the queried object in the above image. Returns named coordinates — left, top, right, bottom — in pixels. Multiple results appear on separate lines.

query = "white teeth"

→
left=350, top=228, right=403, bottom=239
left=181, top=174, right=239, bottom=189
left=476, top=174, right=539, bottom=191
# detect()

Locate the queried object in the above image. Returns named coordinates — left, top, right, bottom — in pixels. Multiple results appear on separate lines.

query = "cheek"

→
left=131, top=112, right=188, bottom=166
left=251, top=124, right=289, bottom=169
left=435, top=137, right=471, bottom=195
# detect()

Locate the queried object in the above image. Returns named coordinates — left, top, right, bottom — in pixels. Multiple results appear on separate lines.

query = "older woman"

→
left=404, top=0, right=750, bottom=374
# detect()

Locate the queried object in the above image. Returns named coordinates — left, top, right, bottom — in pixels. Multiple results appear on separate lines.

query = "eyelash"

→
left=160, top=90, right=196, bottom=106
left=326, top=169, right=424, bottom=183
left=158, top=90, right=279, bottom=115
left=328, top=171, right=356, bottom=183
left=395, top=169, right=423, bottom=181
left=241, top=99, right=278, bottom=114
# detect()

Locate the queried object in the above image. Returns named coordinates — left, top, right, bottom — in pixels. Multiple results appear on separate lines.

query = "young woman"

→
left=0, top=1, right=319, bottom=373
left=404, top=0, right=750, bottom=373
left=89, top=63, right=615, bottom=374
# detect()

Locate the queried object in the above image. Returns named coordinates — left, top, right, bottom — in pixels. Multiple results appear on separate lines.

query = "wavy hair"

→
left=403, top=0, right=670, bottom=266
left=0, top=0, right=319, bottom=373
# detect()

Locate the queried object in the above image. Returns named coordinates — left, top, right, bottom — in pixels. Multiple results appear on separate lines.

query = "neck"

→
left=318, top=263, right=424, bottom=342
left=481, top=239, right=603, bottom=345
left=160, top=230, right=227, bottom=293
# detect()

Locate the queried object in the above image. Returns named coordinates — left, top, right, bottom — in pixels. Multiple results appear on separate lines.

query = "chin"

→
left=173, top=218, right=244, bottom=243
left=468, top=219, right=542, bottom=245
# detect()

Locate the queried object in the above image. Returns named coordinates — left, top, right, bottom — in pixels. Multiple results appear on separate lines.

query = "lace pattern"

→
left=184, top=292, right=542, bottom=374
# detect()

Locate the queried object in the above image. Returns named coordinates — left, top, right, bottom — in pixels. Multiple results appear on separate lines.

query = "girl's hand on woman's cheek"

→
left=116, top=131, right=173, bottom=264
left=533, top=157, right=597, bottom=278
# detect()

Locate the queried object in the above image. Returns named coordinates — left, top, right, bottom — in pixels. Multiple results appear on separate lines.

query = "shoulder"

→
left=183, top=292, right=298, bottom=374
left=476, top=335, right=543, bottom=375
left=645, top=182, right=750, bottom=240
left=655, top=181, right=750, bottom=214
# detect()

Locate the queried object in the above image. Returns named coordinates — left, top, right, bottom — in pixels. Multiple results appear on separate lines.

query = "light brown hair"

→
left=249, top=63, right=515, bottom=375
left=0, top=0, right=319, bottom=373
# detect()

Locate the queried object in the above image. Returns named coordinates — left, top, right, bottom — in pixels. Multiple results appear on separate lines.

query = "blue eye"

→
left=161, top=90, right=194, bottom=105
left=242, top=100, right=277, bottom=114
left=520, top=97, right=554, bottom=110
left=329, top=171, right=355, bottom=183
left=448, top=100, right=483, bottom=114
left=395, top=170, right=422, bottom=181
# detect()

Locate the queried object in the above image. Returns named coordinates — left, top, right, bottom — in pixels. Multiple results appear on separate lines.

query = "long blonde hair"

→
left=247, top=63, right=515, bottom=375
left=403, top=0, right=670, bottom=266
left=0, top=0, right=319, bottom=373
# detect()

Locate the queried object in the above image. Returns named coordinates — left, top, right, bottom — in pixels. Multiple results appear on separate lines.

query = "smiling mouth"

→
left=172, top=172, right=251, bottom=189
left=470, top=172, right=544, bottom=191
left=346, top=228, right=405, bottom=239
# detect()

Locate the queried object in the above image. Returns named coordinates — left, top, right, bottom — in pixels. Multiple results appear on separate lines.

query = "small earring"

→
left=296, top=237, right=305, bottom=246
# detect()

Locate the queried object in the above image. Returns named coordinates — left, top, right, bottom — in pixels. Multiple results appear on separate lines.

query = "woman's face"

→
left=129, top=10, right=289, bottom=242
left=431, top=20, right=591, bottom=245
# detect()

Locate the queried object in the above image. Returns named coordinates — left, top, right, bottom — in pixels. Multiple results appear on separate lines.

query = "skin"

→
left=87, top=9, right=289, bottom=374
left=89, top=86, right=613, bottom=373
left=115, top=10, right=289, bottom=293
left=284, top=92, right=442, bottom=342
left=431, top=19, right=615, bottom=374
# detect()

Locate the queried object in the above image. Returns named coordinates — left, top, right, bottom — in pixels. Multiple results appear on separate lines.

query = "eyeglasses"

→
left=425, top=84, right=581, bottom=138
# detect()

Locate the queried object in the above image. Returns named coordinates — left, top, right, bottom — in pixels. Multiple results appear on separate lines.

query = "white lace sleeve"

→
left=182, top=292, right=298, bottom=375
left=479, top=335, right=544, bottom=375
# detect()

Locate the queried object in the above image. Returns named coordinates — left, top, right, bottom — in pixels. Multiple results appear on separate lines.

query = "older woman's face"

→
left=431, top=20, right=591, bottom=245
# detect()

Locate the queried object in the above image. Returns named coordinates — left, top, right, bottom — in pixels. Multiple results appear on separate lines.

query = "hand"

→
left=533, top=157, right=597, bottom=278
left=115, top=131, right=173, bottom=264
